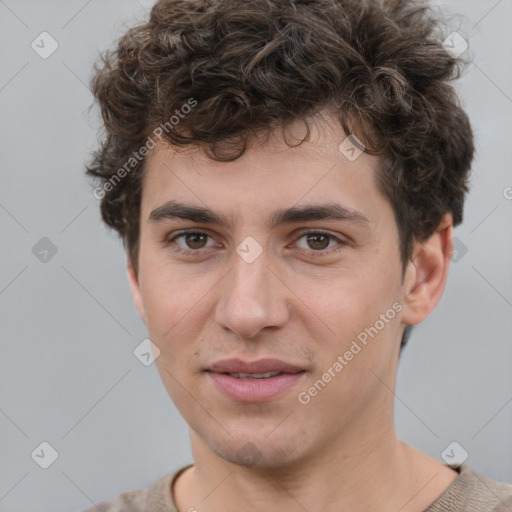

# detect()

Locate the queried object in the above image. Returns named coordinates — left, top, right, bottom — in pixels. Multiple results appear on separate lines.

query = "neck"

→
left=174, top=415, right=455, bottom=512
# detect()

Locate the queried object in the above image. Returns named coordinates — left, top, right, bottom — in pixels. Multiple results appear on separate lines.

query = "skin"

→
left=127, top=112, right=458, bottom=512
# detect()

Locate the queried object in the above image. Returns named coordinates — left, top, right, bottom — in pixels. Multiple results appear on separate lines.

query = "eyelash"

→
left=163, top=229, right=348, bottom=258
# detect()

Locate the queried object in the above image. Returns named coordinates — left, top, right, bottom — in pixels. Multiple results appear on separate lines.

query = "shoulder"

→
left=427, top=464, right=512, bottom=512
left=79, top=486, right=150, bottom=512
left=470, top=468, right=512, bottom=512
left=77, top=465, right=191, bottom=512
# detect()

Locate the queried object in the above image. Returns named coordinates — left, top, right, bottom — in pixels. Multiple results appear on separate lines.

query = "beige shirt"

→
left=80, top=463, right=512, bottom=512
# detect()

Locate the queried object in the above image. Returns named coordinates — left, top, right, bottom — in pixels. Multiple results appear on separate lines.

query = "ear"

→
left=127, top=261, right=147, bottom=325
left=401, top=213, right=454, bottom=325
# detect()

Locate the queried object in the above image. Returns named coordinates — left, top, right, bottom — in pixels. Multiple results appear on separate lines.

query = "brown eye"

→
left=166, top=230, right=216, bottom=254
left=293, top=230, right=347, bottom=257
left=183, top=232, right=208, bottom=250
left=305, top=233, right=331, bottom=251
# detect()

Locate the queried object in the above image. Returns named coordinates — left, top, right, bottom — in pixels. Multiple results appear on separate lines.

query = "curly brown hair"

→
left=86, top=0, right=474, bottom=348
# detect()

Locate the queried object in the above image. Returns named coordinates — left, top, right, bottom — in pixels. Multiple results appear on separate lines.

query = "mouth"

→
left=218, top=371, right=290, bottom=380
left=205, top=359, right=306, bottom=402
left=207, top=358, right=305, bottom=375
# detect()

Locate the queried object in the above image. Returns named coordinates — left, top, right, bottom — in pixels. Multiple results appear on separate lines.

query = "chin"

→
left=216, top=442, right=298, bottom=470
left=197, top=424, right=312, bottom=470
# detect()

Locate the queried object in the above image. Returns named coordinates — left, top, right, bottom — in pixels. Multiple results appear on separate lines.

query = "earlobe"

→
left=126, top=261, right=147, bottom=325
left=401, top=214, right=454, bottom=326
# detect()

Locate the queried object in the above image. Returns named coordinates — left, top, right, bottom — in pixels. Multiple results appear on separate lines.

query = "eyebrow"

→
left=148, top=200, right=370, bottom=229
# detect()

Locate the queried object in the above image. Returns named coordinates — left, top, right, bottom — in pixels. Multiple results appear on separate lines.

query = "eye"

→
left=164, top=229, right=348, bottom=259
left=293, top=230, right=347, bottom=256
left=165, top=230, right=218, bottom=255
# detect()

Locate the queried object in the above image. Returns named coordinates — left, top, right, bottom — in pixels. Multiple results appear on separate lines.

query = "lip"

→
left=208, top=358, right=304, bottom=374
left=206, top=358, right=306, bottom=403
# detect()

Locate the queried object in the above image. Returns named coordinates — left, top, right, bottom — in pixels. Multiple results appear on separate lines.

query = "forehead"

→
left=140, top=116, right=390, bottom=230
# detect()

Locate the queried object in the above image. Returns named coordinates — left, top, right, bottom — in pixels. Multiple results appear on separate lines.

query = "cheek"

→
left=298, top=260, right=403, bottom=389
left=138, top=253, right=205, bottom=338
left=138, top=262, right=213, bottom=374
left=140, top=279, right=175, bottom=340
left=297, top=289, right=402, bottom=422
left=304, top=265, right=400, bottom=333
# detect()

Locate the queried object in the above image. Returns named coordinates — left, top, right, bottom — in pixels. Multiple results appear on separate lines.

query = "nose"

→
left=214, top=248, right=290, bottom=339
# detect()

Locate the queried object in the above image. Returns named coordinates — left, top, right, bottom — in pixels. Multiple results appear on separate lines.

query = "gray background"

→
left=0, top=1, right=511, bottom=511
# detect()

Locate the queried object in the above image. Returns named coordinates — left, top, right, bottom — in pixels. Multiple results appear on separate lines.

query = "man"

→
left=83, top=0, right=512, bottom=510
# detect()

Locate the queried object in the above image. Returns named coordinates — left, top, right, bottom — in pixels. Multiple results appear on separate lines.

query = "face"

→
left=128, top=114, right=420, bottom=469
